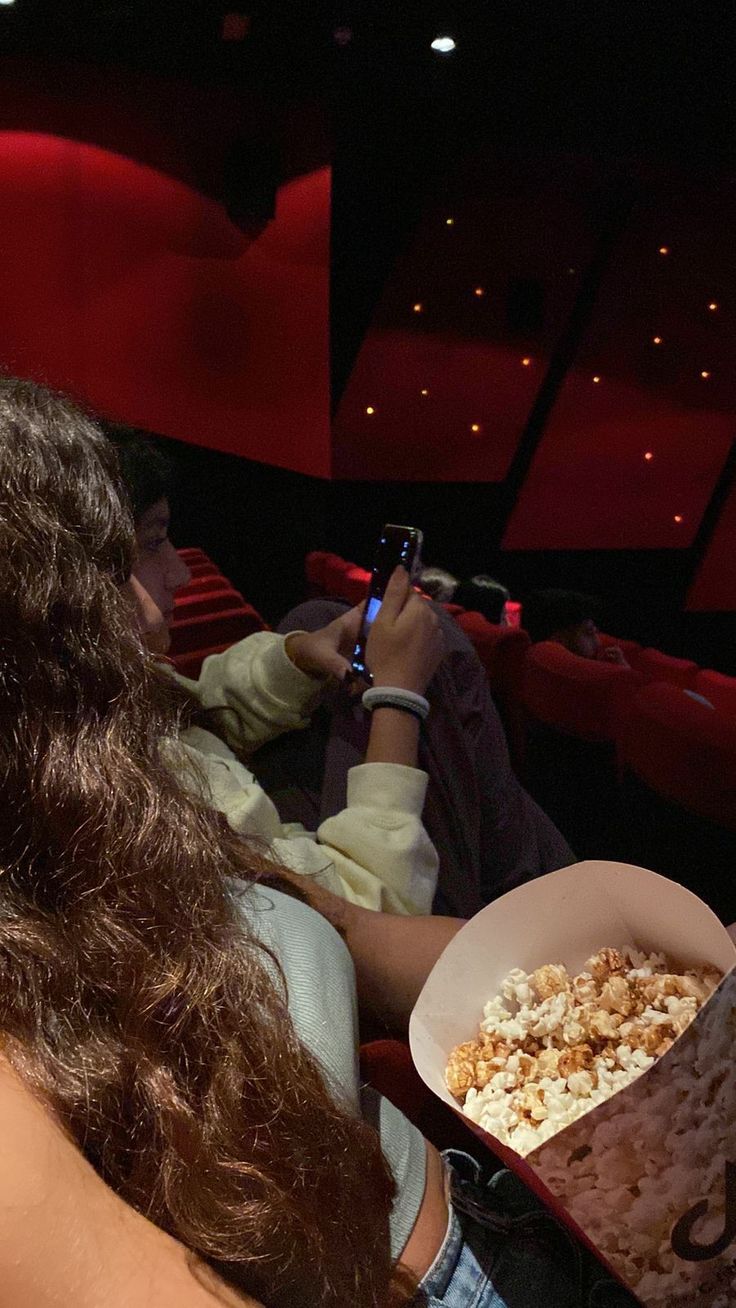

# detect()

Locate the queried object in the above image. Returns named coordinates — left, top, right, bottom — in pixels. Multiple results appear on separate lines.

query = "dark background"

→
left=0, top=1, right=734, bottom=666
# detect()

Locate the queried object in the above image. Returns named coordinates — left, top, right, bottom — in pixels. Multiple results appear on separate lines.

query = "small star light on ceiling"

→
left=652, top=335, right=663, bottom=345
left=474, top=286, right=485, bottom=297
left=420, top=388, right=430, bottom=396
left=469, top=423, right=482, bottom=434
left=700, top=370, right=711, bottom=379
left=673, top=515, right=683, bottom=524
left=522, top=357, right=532, bottom=367
left=592, top=375, right=601, bottom=383
left=445, top=216, right=455, bottom=226
left=708, top=302, right=718, bottom=311
left=644, top=451, right=654, bottom=461
left=365, top=406, right=375, bottom=415
left=412, top=302, right=423, bottom=313
left=659, top=246, right=669, bottom=256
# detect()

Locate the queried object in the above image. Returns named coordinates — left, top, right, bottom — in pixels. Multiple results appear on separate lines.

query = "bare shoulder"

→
left=0, top=1057, right=263, bottom=1308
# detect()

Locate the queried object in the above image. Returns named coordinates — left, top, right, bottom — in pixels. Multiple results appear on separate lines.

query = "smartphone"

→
left=351, top=524, right=424, bottom=681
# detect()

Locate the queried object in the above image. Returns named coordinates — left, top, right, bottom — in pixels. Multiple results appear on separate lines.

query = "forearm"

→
left=314, top=891, right=464, bottom=1031
left=364, top=705, right=420, bottom=768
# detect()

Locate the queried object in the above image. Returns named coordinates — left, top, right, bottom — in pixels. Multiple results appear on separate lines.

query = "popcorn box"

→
left=409, top=862, right=736, bottom=1307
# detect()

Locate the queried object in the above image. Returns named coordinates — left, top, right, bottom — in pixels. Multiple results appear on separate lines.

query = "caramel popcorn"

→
left=445, top=945, right=721, bottom=1158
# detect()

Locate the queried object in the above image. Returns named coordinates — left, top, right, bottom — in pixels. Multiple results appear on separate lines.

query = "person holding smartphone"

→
left=117, top=432, right=444, bottom=918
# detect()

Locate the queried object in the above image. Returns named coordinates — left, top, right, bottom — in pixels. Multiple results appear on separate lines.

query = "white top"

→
left=234, top=881, right=427, bottom=1260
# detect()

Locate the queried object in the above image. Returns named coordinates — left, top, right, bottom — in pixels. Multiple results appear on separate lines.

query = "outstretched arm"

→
left=298, top=878, right=465, bottom=1031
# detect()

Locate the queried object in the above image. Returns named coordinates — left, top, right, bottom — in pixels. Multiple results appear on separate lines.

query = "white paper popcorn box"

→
left=409, top=861, right=736, bottom=1307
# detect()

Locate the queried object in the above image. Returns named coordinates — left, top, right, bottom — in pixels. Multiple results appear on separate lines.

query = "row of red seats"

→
left=170, top=548, right=267, bottom=678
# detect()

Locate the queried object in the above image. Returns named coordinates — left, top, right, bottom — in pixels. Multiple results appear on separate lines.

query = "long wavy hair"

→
left=0, top=378, right=401, bottom=1307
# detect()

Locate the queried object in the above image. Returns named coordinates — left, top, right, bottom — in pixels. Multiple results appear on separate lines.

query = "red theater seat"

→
left=186, top=560, right=227, bottom=580
left=694, top=669, right=736, bottom=717
left=523, top=642, right=646, bottom=741
left=616, top=682, right=736, bottom=919
left=456, top=613, right=530, bottom=699
left=629, top=647, right=699, bottom=690
left=308, top=552, right=371, bottom=606
left=359, top=1040, right=489, bottom=1158
left=175, top=575, right=234, bottom=599
left=598, top=632, right=642, bottom=660
left=454, top=612, right=531, bottom=770
left=173, top=587, right=246, bottom=621
left=177, top=547, right=213, bottom=566
left=304, top=550, right=331, bottom=592
left=341, top=565, right=371, bottom=605
left=168, top=605, right=267, bottom=658
left=320, top=552, right=354, bottom=598
left=169, top=643, right=235, bottom=680
left=521, top=643, right=647, bottom=857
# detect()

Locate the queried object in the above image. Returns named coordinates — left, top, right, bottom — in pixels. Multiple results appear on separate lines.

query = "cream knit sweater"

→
left=168, top=632, right=438, bottom=914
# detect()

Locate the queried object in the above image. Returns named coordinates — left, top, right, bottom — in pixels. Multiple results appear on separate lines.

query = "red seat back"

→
left=177, top=547, right=213, bottom=566
left=616, top=681, right=736, bottom=831
left=523, top=641, right=647, bottom=740
left=305, top=550, right=331, bottom=589
left=168, top=605, right=267, bottom=658
left=173, top=587, right=246, bottom=621
left=170, top=642, right=237, bottom=680
left=175, top=575, right=233, bottom=599
left=629, top=647, right=699, bottom=689
left=598, top=632, right=642, bottom=660
left=186, top=560, right=225, bottom=580
left=455, top=612, right=531, bottom=699
left=695, top=669, right=736, bottom=717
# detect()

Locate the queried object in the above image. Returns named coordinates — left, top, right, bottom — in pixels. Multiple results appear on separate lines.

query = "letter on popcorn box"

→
left=671, top=1161, right=736, bottom=1263
left=410, top=862, right=736, bottom=1308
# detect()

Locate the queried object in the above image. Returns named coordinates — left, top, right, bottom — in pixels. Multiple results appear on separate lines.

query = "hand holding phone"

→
left=364, top=566, right=444, bottom=695
left=351, top=524, right=424, bottom=682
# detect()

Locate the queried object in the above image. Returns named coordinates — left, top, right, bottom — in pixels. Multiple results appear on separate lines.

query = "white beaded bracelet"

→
left=361, top=686, right=430, bottom=721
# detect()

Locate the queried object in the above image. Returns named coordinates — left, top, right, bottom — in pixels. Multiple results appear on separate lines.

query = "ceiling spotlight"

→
left=431, top=36, right=456, bottom=53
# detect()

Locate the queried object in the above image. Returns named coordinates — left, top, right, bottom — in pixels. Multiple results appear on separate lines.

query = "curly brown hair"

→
left=0, top=378, right=403, bottom=1307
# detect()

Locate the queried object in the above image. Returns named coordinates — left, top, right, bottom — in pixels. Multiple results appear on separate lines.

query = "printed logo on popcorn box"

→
left=409, top=862, right=736, bottom=1308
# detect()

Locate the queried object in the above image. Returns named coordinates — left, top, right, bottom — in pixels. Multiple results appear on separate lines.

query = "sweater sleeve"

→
left=277, top=762, right=439, bottom=915
left=188, top=631, right=325, bottom=755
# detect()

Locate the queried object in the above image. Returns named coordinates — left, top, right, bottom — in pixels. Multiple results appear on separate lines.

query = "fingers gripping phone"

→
left=351, top=524, right=424, bottom=682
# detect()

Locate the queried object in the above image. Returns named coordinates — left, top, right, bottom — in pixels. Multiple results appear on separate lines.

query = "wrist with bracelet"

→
left=361, top=685, right=430, bottom=722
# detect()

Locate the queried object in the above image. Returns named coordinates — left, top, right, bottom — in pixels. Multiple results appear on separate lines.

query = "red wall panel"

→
left=503, top=177, right=735, bottom=549
left=0, top=130, right=330, bottom=477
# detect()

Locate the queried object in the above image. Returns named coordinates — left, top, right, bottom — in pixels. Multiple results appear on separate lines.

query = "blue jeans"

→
left=418, top=1152, right=638, bottom=1307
